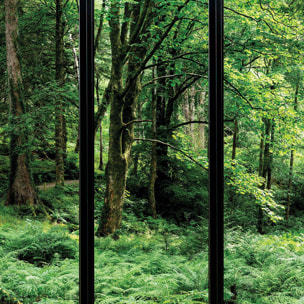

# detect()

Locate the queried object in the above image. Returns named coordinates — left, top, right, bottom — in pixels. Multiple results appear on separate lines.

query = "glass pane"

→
left=224, top=1, right=304, bottom=303
left=1, top=0, right=79, bottom=303
left=2, top=0, right=302, bottom=303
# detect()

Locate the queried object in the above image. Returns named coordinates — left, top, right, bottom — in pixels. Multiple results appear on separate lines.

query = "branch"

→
left=242, top=56, right=261, bottom=67
left=224, top=78, right=263, bottom=110
left=170, top=75, right=201, bottom=103
left=94, top=0, right=106, bottom=56
left=121, top=1, right=191, bottom=99
left=225, top=5, right=278, bottom=34
left=170, top=117, right=236, bottom=131
left=128, top=0, right=152, bottom=46
left=224, top=6, right=259, bottom=22
left=134, top=138, right=208, bottom=171
left=123, top=119, right=152, bottom=129
left=142, top=74, right=183, bottom=88
left=143, top=52, right=207, bottom=71
left=63, top=0, right=70, bottom=9
left=169, top=120, right=208, bottom=130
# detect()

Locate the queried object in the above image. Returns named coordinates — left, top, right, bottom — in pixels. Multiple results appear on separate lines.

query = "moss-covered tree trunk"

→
left=5, top=0, right=38, bottom=205
left=55, top=0, right=66, bottom=186
left=96, top=1, right=149, bottom=236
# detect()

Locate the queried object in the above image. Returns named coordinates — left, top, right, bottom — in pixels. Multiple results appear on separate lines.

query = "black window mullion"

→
left=208, top=0, right=224, bottom=303
left=79, top=0, right=95, bottom=303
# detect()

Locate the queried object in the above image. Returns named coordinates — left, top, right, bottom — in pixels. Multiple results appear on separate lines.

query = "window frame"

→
left=78, top=0, right=224, bottom=303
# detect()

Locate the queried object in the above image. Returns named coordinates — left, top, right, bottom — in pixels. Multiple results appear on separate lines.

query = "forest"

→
left=0, top=0, right=304, bottom=303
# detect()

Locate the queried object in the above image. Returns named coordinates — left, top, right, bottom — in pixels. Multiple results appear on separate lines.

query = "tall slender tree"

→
left=5, top=0, right=38, bottom=205
left=55, top=0, right=66, bottom=186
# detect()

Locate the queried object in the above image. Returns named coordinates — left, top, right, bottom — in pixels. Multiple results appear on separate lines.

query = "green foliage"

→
left=1, top=223, right=77, bottom=267
left=38, top=184, right=79, bottom=227
left=2, top=0, right=304, bottom=302
left=31, top=158, right=56, bottom=184
left=64, top=153, right=79, bottom=180
left=1, top=199, right=304, bottom=303
left=225, top=227, right=304, bottom=303
left=225, top=159, right=285, bottom=224
left=0, top=220, right=78, bottom=303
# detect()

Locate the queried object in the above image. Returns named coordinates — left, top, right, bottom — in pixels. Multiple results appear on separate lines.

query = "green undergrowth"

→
left=1, top=186, right=304, bottom=303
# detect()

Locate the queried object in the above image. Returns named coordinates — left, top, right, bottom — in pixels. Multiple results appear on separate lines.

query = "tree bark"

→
left=148, top=66, right=157, bottom=219
left=5, top=0, right=38, bottom=206
left=55, top=0, right=66, bottom=186
left=96, top=75, right=104, bottom=171
left=286, top=149, right=294, bottom=220
left=232, top=119, right=238, bottom=160
left=258, top=126, right=264, bottom=177
left=286, top=84, right=298, bottom=220
left=267, top=122, right=275, bottom=190
left=96, top=1, right=149, bottom=236
left=68, top=32, right=80, bottom=154
left=257, top=119, right=272, bottom=234
left=257, top=124, right=265, bottom=234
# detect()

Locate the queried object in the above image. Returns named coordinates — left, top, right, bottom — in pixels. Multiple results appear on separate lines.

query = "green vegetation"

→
left=1, top=184, right=304, bottom=303
left=1, top=0, right=304, bottom=302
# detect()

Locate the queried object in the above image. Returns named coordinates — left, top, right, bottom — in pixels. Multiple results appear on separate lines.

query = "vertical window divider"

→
left=208, top=0, right=224, bottom=303
left=79, top=0, right=95, bottom=302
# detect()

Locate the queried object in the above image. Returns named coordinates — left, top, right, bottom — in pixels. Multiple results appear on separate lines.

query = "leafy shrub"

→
left=0, top=173, right=8, bottom=198
left=31, top=159, right=55, bottom=184
left=38, top=185, right=79, bottom=226
left=154, top=160, right=209, bottom=224
left=64, top=153, right=79, bottom=180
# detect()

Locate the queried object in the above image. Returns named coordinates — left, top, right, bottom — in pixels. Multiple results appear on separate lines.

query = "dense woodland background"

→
left=1, top=0, right=304, bottom=303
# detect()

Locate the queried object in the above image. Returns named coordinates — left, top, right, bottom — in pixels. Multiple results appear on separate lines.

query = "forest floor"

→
left=37, top=179, right=79, bottom=190
left=1, top=183, right=304, bottom=303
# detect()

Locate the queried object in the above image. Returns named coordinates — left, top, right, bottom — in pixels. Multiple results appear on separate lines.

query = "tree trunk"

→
left=148, top=66, right=157, bottom=219
left=257, top=124, right=265, bottom=234
left=286, top=149, right=294, bottom=220
left=5, top=0, right=38, bottom=206
left=267, top=122, right=275, bottom=190
left=68, top=32, right=80, bottom=154
left=258, top=126, right=264, bottom=176
left=96, top=75, right=104, bottom=171
left=96, top=1, right=148, bottom=236
left=286, top=84, right=298, bottom=220
left=55, top=0, right=66, bottom=186
left=232, top=119, right=238, bottom=160
left=99, top=123, right=104, bottom=171
left=154, top=62, right=173, bottom=198
left=257, top=119, right=272, bottom=234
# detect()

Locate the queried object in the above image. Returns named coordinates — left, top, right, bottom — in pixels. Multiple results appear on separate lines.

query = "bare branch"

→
left=134, top=138, right=208, bottom=171
left=142, top=74, right=183, bottom=88
left=123, top=119, right=152, bottom=129
left=169, top=120, right=208, bottom=130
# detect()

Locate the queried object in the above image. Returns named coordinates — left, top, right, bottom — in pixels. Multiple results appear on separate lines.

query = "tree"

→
left=55, top=0, right=67, bottom=186
left=5, top=0, right=38, bottom=205
left=96, top=0, right=151, bottom=236
left=96, top=0, right=193, bottom=236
